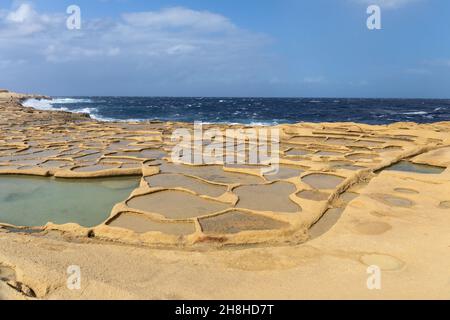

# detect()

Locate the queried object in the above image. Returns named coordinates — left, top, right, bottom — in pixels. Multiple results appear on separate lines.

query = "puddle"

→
left=0, top=176, right=139, bottom=227
left=296, top=190, right=330, bottom=201
left=340, top=191, right=359, bottom=203
left=120, top=163, right=141, bottom=169
left=159, top=162, right=265, bottom=185
left=235, top=182, right=300, bottom=213
left=74, top=152, right=102, bottom=161
left=325, top=137, right=356, bottom=146
left=285, top=148, right=310, bottom=156
left=111, top=149, right=166, bottom=160
left=370, top=193, right=414, bottom=207
left=40, top=160, right=73, bottom=169
left=27, top=149, right=61, bottom=158
left=73, top=164, right=119, bottom=172
left=145, top=173, right=227, bottom=197
left=127, top=190, right=230, bottom=219
left=224, top=164, right=269, bottom=170
left=108, top=212, right=195, bottom=235
left=346, top=153, right=379, bottom=160
left=375, top=146, right=403, bottom=152
left=264, top=165, right=305, bottom=181
left=349, top=146, right=372, bottom=152
left=383, top=161, right=445, bottom=174
left=393, top=135, right=417, bottom=140
left=316, top=150, right=343, bottom=157
left=333, top=164, right=366, bottom=171
left=350, top=140, right=384, bottom=147
left=289, top=136, right=325, bottom=144
left=302, top=173, right=345, bottom=190
left=394, top=188, right=419, bottom=194
left=199, top=211, right=289, bottom=234
left=309, top=208, right=344, bottom=239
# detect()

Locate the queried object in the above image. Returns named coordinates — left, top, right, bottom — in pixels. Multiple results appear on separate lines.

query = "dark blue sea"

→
left=22, top=97, right=450, bottom=125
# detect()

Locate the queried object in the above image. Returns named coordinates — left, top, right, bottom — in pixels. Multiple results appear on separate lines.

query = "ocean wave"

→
left=22, top=98, right=105, bottom=121
left=402, top=111, right=428, bottom=115
left=248, top=121, right=276, bottom=126
left=23, top=98, right=92, bottom=109
left=52, top=98, right=93, bottom=104
left=72, top=107, right=97, bottom=114
left=71, top=107, right=103, bottom=120
left=198, top=120, right=276, bottom=126
left=22, top=98, right=69, bottom=111
left=20, top=97, right=448, bottom=125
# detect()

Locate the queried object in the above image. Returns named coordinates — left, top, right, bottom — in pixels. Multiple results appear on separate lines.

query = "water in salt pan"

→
left=302, top=173, right=345, bottom=189
left=108, top=212, right=196, bottom=235
left=199, top=210, right=289, bottom=234
left=0, top=175, right=139, bottom=227
left=384, top=161, right=445, bottom=174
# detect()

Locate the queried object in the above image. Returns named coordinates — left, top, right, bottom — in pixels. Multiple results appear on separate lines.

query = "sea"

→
left=22, top=97, right=450, bottom=125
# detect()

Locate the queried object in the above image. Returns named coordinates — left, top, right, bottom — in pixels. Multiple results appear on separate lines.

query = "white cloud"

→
left=0, top=3, right=267, bottom=62
left=166, top=44, right=197, bottom=55
left=122, top=7, right=236, bottom=32
left=0, top=3, right=273, bottom=94
left=6, top=2, right=33, bottom=22
left=1, top=2, right=62, bottom=36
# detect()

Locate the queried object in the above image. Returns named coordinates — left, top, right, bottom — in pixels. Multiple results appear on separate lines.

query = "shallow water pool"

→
left=0, top=176, right=139, bottom=227
left=384, top=161, right=445, bottom=174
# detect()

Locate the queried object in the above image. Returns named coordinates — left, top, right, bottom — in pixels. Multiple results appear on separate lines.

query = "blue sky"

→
left=0, top=0, right=449, bottom=98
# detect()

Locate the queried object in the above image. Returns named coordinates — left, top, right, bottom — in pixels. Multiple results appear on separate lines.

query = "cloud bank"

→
left=0, top=2, right=273, bottom=95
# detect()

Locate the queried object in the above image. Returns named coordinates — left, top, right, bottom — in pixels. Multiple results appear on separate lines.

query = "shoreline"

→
left=1, top=90, right=450, bottom=299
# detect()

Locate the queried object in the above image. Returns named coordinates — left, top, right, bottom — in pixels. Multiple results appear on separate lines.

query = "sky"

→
left=0, top=0, right=449, bottom=98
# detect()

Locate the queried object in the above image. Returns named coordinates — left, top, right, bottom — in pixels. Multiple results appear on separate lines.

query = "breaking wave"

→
left=22, top=98, right=104, bottom=120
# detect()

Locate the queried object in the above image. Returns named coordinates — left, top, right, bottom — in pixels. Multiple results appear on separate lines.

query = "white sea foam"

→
left=51, top=98, right=93, bottom=104
left=403, top=111, right=428, bottom=115
left=248, top=121, right=275, bottom=126
left=72, top=107, right=96, bottom=114
left=22, top=98, right=69, bottom=111
left=21, top=98, right=107, bottom=121
left=22, top=98, right=92, bottom=110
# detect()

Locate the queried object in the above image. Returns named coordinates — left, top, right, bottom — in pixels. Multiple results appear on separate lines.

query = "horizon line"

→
left=46, top=94, right=450, bottom=100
